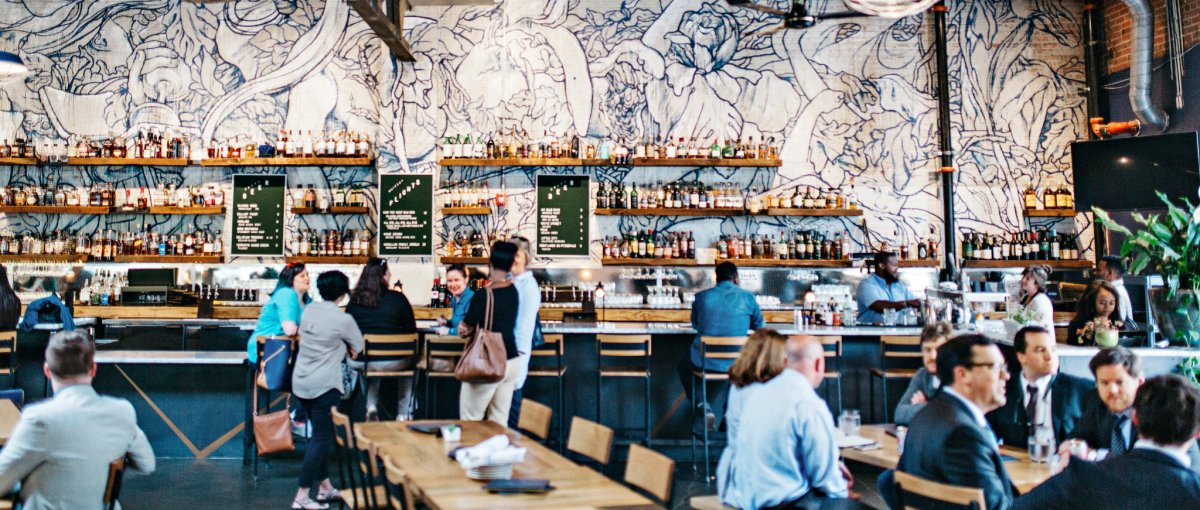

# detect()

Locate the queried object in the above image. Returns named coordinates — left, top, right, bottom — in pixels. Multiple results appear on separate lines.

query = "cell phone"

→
left=853, top=443, right=882, bottom=451
left=483, top=479, right=554, bottom=494
left=407, top=423, right=446, bottom=435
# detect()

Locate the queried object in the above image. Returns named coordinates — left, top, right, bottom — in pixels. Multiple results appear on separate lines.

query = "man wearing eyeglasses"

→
left=880, top=334, right=1017, bottom=510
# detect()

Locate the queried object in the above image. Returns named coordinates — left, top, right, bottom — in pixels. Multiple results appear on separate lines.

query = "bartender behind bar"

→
left=856, top=252, right=920, bottom=324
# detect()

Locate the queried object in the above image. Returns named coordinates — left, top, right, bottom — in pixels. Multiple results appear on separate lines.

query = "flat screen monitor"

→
left=1071, top=132, right=1200, bottom=211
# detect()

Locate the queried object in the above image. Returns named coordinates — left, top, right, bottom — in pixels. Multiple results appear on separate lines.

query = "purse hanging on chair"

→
left=252, top=382, right=295, bottom=455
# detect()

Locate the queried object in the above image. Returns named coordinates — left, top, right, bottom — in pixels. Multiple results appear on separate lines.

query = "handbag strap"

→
left=483, top=286, right=495, bottom=331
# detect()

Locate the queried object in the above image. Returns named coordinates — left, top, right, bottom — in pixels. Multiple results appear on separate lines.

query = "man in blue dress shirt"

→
left=678, top=262, right=764, bottom=432
left=856, top=251, right=920, bottom=324
left=718, top=336, right=853, bottom=509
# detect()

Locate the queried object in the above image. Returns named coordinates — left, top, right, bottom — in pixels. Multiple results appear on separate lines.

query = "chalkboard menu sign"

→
left=536, top=174, right=590, bottom=256
left=232, top=174, right=286, bottom=256
left=378, top=174, right=433, bottom=256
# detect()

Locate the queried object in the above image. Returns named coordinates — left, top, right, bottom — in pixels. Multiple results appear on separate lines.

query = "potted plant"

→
left=1093, top=192, right=1200, bottom=349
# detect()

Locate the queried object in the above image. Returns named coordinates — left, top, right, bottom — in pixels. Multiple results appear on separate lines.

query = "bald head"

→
left=786, top=336, right=826, bottom=388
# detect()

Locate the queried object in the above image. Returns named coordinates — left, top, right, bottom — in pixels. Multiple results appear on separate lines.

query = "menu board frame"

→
left=377, top=173, right=434, bottom=257
left=536, top=174, right=591, bottom=257
left=231, top=174, right=286, bottom=257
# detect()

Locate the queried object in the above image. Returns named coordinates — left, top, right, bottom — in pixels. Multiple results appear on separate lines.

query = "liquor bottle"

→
left=304, top=185, right=316, bottom=209
left=1024, top=185, right=1038, bottom=210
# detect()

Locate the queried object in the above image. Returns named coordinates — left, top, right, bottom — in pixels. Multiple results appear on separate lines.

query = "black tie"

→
left=1026, top=384, right=1039, bottom=427
left=1111, top=414, right=1129, bottom=456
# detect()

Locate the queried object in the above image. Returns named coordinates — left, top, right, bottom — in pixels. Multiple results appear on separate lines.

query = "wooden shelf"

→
left=0, top=157, right=37, bottom=165
left=594, top=207, right=743, bottom=216
left=440, top=158, right=600, bottom=167
left=113, top=255, right=223, bottom=263
left=1024, top=208, right=1076, bottom=218
left=0, top=205, right=112, bottom=214
left=766, top=208, right=863, bottom=217
left=441, top=256, right=490, bottom=265
left=441, top=206, right=491, bottom=215
left=145, top=206, right=226, bottom=215
left=631, top=157, right=781, bottom=167
left=0, top=253, right=88, bottom=262
left=200, top=157, right=373, bottom=167
left=601, top=258, right=699, bottom=266
left=285, top=255, right=370, bottom=264
left=962, top=259, right=1093, bottom=270
left=899, top=259, right=941, bottom=268
left=727, top=258, right=852, bottom=268
left=67, top=157, right=188, bottom=166
left=292, top=206, right=370, bottom=215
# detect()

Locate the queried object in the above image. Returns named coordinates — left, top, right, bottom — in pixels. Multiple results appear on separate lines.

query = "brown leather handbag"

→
left=252, top=384, right=295, bottom=455
left=454, top=287, right=507, bottom=383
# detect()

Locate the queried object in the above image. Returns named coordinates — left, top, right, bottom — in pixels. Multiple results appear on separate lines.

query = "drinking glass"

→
left=839, top=409, right=861, bottom=437
left=1029, top=427, right=1054, bottom=463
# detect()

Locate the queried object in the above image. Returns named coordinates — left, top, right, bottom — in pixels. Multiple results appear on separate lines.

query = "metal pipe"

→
left=1118, top=0, right=1169, bottom=131
left=1082, top=3, right=1103, bottom=136
left=932, top=2, right=956, bottom=279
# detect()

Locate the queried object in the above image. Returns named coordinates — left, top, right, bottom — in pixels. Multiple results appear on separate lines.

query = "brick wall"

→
left=1101, top=0, right=1200, bottom=72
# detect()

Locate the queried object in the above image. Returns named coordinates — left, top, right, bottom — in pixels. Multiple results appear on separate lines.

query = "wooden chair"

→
left=820, top=336, right=844, bottom=416
left=381, top=454, right=417, bottom=510
left=351, top=431, right=390, bottom=509
left=595, top=334, right=652, bottom=446
left=360, top=333, right=420, bottom=419
left=103, top=457, right=127, bottom=510
left=693, top=335, right=747, bottom=481
left=0, top=331, right=15, bottom=388
left=623, top=444, right=675, bottom=507
left=421, top=334, right=467, bottom=419
left=332, top=408, right=370, bottom=510
left=567, top=416, right=614, bottom=466
left=689, top=495, right=737, bottom=509
left=892, top=470, right=987, bottom=510
left=517, top=398, right=553, bottom=441
left=869, top=336, right=922, bottom=423
left=526, top=333, right=567, bottom=444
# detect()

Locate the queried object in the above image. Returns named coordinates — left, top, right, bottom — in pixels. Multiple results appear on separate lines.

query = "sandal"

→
left=316, top=488, right=342, bottom=502
left=291, top=497, right=328, bottom=510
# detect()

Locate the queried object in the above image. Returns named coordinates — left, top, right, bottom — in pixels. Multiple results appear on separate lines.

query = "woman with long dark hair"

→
left=1067, top=281, right=1137, bottom=345
left=346, top=258, right=417, bottom=420
left=0, top=265, right=20, bottom=331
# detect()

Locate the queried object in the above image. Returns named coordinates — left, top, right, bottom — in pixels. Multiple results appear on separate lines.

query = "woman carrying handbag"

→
left=457, top=241, right=522, bottom=424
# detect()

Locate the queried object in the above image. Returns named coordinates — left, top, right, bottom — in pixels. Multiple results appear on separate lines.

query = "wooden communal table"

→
left=0, top=399, right=22, bottom=446
left=840, top=425, right=1054, bottom=493
left=358, top=420, right=660, bottom=510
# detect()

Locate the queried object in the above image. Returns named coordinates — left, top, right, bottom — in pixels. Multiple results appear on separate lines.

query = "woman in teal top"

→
left=248, top=263, right=311, bottom=362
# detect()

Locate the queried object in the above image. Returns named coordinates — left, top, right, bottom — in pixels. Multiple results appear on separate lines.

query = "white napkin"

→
left=833, top=429, right=877, bottom=449
left=454, top=434, right=528, bottom=469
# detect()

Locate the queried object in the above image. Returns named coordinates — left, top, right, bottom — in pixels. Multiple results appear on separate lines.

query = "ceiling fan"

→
left=728, top=0, right=940, bottom=37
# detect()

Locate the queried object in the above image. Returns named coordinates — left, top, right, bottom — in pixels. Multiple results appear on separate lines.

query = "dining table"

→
left=0, top=399, right=21, bottom=446
left=839, top=424, right=1056, bottom=493
left=357, top=420, right=662, bottom=510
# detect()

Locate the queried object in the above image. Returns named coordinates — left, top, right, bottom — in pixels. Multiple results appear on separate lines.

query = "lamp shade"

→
left=0, top=51, right=29, bottom=85
left=841, top=0, right=939, bottom=18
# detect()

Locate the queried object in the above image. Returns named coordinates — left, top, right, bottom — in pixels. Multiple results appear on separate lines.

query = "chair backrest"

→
left=424, top=334, right=468, bottom=372
left=821, top=336, right=843, bottom=373
left=567, top=416, right=614, bottom=465
left=103, top=456, right=126, bottom=510
left=597, top=334, right=651, bottom=359
left=530, top=333, right=564, bottom=358
left=0, top=389, right=24, bottom=409
left=331, top=407, right=369, bottom=508
left=381, top=453, right=416, bottom=510
left=331, top=407, right=353, bottom=448
left=362, top=333, right=419, bottom=364
left=893, top=470, right=987, bottom=510
left=699, top=336, right=747, bottom=362
left=517, top=398, right=553, bottom=440
left=880, top=336, right=922, bottom=370
left=623, top=444, right=674, bottom=504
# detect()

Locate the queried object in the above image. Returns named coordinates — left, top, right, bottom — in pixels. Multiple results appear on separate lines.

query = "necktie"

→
left=1025, top=384, right=1039, bottom=427
left=1110, top=414, right=1129, bottom=456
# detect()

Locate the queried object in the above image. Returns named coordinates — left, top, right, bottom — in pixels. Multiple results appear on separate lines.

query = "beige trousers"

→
left=459, top=357, right=521, bottom=425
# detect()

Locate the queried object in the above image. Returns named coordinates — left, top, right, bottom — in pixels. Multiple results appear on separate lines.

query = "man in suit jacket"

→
left=0, top=330, right=155, bottom=509
left=1013, top=374, right=1200, bottom=509
left=880, top=334, right=1017, bottom=510
left=986, top=326, right=1094, bottom=448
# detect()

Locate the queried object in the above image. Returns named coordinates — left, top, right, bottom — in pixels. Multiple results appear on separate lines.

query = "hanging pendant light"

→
left=0, top=51, right=29, bottom=85
left=841, top=0, right=940, bottom=18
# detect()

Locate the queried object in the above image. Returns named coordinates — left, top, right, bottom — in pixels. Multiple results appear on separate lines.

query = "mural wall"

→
left=0, top=0, right=1089, bottom=270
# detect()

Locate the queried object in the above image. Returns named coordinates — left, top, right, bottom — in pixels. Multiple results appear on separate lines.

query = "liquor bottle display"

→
left=292, top=228, right=372, bottom=258
left=595, top=180, right=745, bottom=210
left=752, top=185, right=857, bottom=212
left=1023, top=182, right=1074, bottom=210
left=0, top=228, right=223, bottom=260
left=444, top=229, right=501, bottom=258
left=290, top=183, right=368, bottom=212
left=209, top=130, right=372, bottom=159
left=78, top=270, right=127, bottom=306
left=717, top=229, right=850, bottom=261
left=0, top=138, right=35, bottom=159
left=63, top=130, right=191, bottom=160
left=440, top=180, right=493, bottom=209
left=439, top=130, right=781, bottom=162
left=961, top=229, right=1080, bottom=261
left=602, top=230, right=696, bottom=260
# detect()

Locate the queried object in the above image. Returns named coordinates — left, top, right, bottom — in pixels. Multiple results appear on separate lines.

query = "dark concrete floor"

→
left=120, top=455, right=887, bottom=510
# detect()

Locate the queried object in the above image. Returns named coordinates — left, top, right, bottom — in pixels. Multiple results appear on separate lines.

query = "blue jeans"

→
left=298, top=389, right=340, bottom=488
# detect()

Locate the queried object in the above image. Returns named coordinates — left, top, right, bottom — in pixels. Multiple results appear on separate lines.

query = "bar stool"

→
left=595, top=334, right=652, bottom=446
left=526, top=334, right=566, bottom=444
left=359, top=333, right=420, bottom=419
left=421, top=334, right=466, bottom=419
left=869, top=335, right=922, bottom=423
left=692, top=335, right=747, bottom=482
left=0, top=331, right=16, bottom=388
left=820, top=336, right=844, bottom=416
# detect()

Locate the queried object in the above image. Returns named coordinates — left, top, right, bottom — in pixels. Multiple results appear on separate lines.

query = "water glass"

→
left=883, top=309, right=898, bottom=326
left=839, top=409, right=861, bottom=437
left=1028, top=429, right=1054, bottom=464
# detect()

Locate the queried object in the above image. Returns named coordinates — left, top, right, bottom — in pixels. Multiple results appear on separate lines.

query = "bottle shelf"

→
left=630, top=157, right=782, bottom=168
left=898, top=260, right=941, bottom=268
left=440, top=158, right=600, bottom=167
left=961, top=259, right=1093, bottom=269
left=728, top=258, right=852, bottom=268
left=0, top=157, right=37, bottom=165
left=441, top=256, right=490, bottom=265
left=201, top=157, right=373, bottom=167
left=441, top=206, right=492, bottom=215
left=594, top=207, right=743, bottom=217
left=601, top=258, right=699, bottom=266
left=144, top=206, right=226, bottom=215
left=765, top=208, right=863, bottom=217
left=1023, top=208, right=1076, bottom=218
left=0, top=253, right=89, bottom=263
left=291, top=206, right=370, bottom=215
left=285, top=255, right=370, bottom=264
left=113, top=255, right=223, bottom=264
left=67, top=157, right=189, bottom=166
left=0, top=206, right=113, bottom=214
left=439, top=158, right=783, bottom=168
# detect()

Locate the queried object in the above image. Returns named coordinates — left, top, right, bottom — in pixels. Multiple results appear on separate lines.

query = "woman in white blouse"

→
left=1017, top=264, right=1056, bottom=332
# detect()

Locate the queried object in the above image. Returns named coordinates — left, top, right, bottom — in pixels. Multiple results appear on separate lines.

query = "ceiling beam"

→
left=348, top=0, right=415, bottom=62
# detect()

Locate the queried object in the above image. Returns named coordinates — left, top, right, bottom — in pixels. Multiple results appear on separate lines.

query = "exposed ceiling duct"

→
left=1118, top=0, right=1169, bottom=132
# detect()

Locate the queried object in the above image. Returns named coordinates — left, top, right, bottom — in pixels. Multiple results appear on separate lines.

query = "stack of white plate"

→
left=466, top=463, right=513, bottom=481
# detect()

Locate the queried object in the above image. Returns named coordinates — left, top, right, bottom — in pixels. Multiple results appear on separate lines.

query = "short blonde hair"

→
left=729, top=329, right=788, bottom=388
